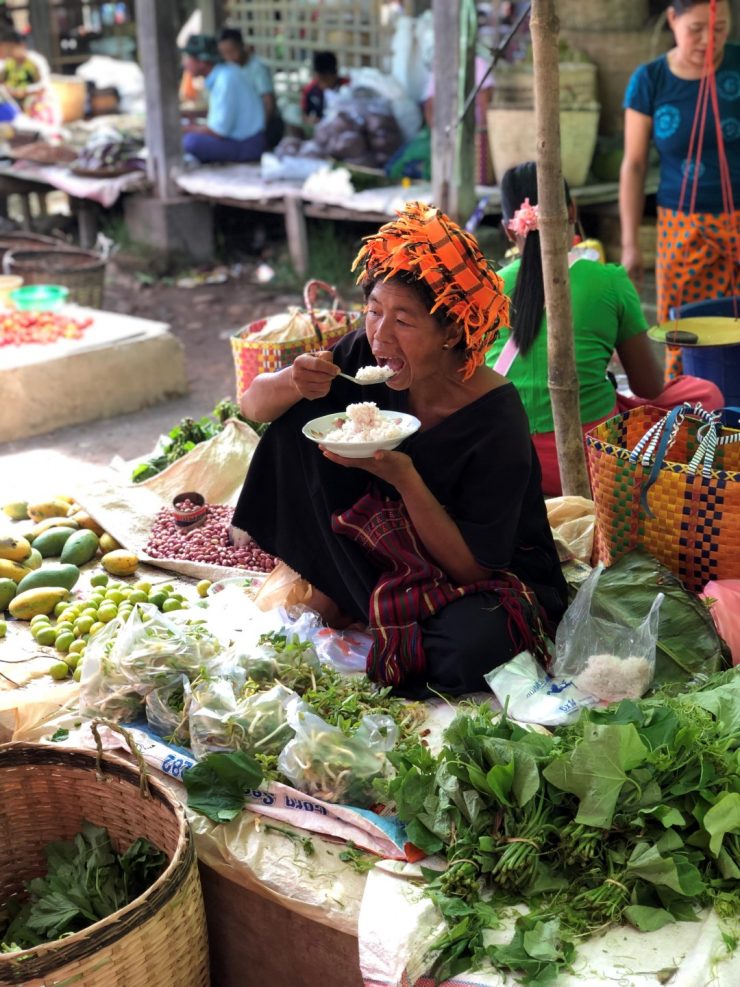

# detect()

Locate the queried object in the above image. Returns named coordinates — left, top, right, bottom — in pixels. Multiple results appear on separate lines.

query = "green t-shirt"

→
left=485, top=259, right=648, bottom=434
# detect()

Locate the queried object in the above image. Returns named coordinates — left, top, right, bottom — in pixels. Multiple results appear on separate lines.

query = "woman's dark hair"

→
left=500, top=161, right=572, bottom=357
left=219, top=27, right=244, bottom=46
left=313, top=50, right=338, bottom=76
left=670, top=1, right=712, bottom=12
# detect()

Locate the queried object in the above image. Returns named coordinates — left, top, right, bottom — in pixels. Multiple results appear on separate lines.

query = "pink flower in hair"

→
left=507, top=198, right=539, bottom=237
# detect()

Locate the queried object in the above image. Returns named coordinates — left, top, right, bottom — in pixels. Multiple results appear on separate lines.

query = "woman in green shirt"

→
left=486, top=162, right=722, bottom=496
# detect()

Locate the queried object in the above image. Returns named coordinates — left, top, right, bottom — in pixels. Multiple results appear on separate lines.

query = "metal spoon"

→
left=337, top=370, right=395, bottom=385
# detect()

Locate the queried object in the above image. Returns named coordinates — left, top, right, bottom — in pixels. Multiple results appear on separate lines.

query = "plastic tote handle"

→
left=629, top=403, right=721, bottom=517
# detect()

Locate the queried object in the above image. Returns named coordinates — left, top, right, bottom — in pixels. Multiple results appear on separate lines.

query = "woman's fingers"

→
left=292, top=351, right=339, bottom=397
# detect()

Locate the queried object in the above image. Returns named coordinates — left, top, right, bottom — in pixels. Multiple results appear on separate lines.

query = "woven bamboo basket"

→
left=0, top=741, right=210, bottom=987
left=0, top=232, right=69, bottom=266
left=2, top=248, right=106, bottom=308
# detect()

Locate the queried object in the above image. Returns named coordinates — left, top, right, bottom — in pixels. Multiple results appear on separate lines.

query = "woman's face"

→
left=364, top=279, right=461, bottom=390
left=668, top=2, right=731, bottom=68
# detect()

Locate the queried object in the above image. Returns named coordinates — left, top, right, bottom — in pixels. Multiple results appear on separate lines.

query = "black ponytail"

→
left=500, top=161, right=571, bottom=358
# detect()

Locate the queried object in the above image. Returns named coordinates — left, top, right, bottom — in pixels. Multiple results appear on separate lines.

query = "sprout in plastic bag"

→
left=241, top=630, right=319, bottom=691
left=278, top=704, right=397, bottom=807
left=145, top=675, right=192, bottom=746
left=189, top=680, right=301, bottom=761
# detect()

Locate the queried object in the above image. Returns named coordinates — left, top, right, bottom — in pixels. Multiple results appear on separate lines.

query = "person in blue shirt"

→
left=180, top=34, right=266, bottom=164
left=217, top=27, right=284, bottom=149
left=620, top=0, right=739, bottom=377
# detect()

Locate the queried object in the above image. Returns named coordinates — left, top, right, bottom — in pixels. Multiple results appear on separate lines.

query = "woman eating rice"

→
left=231, top=202, right=567, bottom=697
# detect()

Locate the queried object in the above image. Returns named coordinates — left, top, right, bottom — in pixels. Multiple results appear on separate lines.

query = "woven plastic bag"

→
left=553, top=564, right=664, bottom=701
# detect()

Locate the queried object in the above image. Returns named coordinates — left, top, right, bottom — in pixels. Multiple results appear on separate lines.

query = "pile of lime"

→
left=30, top=574, right=190, bottom=681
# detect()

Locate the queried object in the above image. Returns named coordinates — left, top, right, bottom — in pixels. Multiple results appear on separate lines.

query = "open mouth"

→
left=377, top=356, right=405, bottom=374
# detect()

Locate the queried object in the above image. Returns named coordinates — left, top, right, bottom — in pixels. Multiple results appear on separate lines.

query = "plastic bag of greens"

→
left=553, top=564, right=664, bottom=702
left=80, top=603, right=223, bottom=720
left=189, top=680, right=301, bottom=760
left=277, top=704, right=397, bottom=807
left=237, top=628, right=320, bottom=690
left=145, top=674, right=191, bottom=745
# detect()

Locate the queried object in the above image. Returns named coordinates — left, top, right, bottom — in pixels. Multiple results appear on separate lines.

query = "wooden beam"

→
left=431, top=0, right=476, bottom=221
left=135, top=0, right=183, bottom=200
left=28, top=0, right=53, bottom=63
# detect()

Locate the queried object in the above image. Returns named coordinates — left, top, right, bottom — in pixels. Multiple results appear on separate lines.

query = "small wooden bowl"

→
left=172, top=491, right=207, bottom=529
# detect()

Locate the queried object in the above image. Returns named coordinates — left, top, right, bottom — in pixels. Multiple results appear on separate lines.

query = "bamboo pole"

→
left=530, top=0, right=591, bottom=497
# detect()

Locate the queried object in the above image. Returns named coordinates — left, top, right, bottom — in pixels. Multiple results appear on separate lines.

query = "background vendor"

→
left=230, top=202, right=567, bottom=698
left=217, top=27, right=284, bottom=149
left=0, top=25, right=58, bottom=126
left=300, top=51, right=349, bottom=129
left=180, top=33, right=266, bottom=164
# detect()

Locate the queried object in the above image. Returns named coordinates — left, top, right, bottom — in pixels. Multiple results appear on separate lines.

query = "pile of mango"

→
left=0, top=496, right=140, bottom=629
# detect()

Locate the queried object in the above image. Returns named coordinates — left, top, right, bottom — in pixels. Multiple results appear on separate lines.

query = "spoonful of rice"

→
left=337, top=365, right=396, bottom=385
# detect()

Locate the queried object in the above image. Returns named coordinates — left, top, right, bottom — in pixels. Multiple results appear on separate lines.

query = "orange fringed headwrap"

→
left=351, top=201, right=509, bottom=380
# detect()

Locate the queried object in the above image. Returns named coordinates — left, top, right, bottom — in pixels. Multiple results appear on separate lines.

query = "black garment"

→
left=233, top=330, right=567, bottom=688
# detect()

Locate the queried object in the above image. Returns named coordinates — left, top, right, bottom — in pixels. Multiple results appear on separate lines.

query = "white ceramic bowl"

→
left=302, top=410, right=421, bottom=458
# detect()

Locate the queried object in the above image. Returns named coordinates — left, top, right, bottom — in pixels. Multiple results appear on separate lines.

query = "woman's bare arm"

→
left=619, top=108, right=653, bottom=283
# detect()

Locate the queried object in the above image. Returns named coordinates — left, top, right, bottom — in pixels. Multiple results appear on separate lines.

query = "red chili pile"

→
left=0, top=311, right=94, bottom=347
left=145, top=503, right=278, bottom=572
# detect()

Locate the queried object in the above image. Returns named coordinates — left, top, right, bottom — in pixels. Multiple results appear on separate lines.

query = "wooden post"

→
left=530, top=0, right=591, bottom=497
left=431, top=0, right=476, bottom=222
left=28, top=0, right=54, bottom=63
left=135, top=0, right=183, bottom=199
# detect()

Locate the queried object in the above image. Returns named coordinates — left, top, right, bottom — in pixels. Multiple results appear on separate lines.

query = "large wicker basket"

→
left=2, top=248, right=106, bottom=308
left=0, top=232, right=69, bottom=266
left=0, top=742, right=210, bottom=987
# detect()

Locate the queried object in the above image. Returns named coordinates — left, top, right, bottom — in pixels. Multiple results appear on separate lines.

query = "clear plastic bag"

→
left=553, top=564, right=664, bottom=701
left=189, top=680, right=301, bottom=761
left=145, top=674, right=191, bottom=745
left=80, top=603, right=224, bottom=721
left=277, top=704, right=397, bottom=807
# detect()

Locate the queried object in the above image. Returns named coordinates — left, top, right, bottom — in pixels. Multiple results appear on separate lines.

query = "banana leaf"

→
left=567, top=549, right=730, bottom=686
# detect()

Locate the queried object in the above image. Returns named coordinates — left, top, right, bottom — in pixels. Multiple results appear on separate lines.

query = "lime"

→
left=90, top=573, right=108, bottom=587
left=73, top=666, right=82, bottom=682
left=74, top=616, right=94, bottom=635
left=82, top=607, right=99, bottom=619
left=68, top=639, right=86, bottom=655
left=134, top=581, right=152, bottom=594
left=128, top=589, right=148, bottom=604
left=35, top=626, right=57, bottom=647
left=89, top=621, right=105, bottom=637
left=31, top=613, right=51, bottom=627
left=64, top=652, right=80, bottom=670
left=0, top=620, right=6, bottom=638
left=50, top=661, right=70, bottom=680
left=55, top=631, right=74, bottom=653
left=58, top=609, right=77, bottom=624
left=53, top=601, right=68, bottom=617
left=162, top=598, right=182, bottom=613
left=54, top=621, right=74, bottom=637
left=196, top=580, right=212, bottom=598
left=89, top=594, right=106, bottom=606
left=97, top=606, right=117, bottom=623
left=105, top=589, right=125, bottom=604
left=160, top=584, right=174, bottom=593
left=148, top=592, right=167, bottom=609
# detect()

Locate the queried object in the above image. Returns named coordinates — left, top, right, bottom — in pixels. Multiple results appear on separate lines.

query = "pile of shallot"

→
left=145, top=504, right=277, bottom=572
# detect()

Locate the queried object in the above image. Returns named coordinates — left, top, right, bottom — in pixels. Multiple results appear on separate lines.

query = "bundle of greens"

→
left=131, top=399, right=269, bottom=483
left=0, top=822, right=166, bottom=953
left=239, top=631, right=320, bottom=689
left=384, top=670, right=740, bottom=984
left=145, top=675, right=191, bottom=746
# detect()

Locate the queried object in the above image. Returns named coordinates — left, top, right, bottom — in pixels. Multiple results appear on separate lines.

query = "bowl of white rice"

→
left=302, top=401, right=421, bottom=458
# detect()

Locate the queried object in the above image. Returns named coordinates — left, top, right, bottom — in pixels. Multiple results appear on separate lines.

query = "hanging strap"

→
left=493, top=334, right=519, bottom=376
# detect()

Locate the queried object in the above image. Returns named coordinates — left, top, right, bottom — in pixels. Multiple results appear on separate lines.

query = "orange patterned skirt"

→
left=656, top=206, right=739, bottom=379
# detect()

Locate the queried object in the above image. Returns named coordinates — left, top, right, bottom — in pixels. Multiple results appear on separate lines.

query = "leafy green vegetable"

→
left=183, top=750, right=264, bottom=822
left=382, top=672, right=740, bottom=985
left=131, top=399, right=269, bottom=483
left=0, top=822, right=166, bottom=952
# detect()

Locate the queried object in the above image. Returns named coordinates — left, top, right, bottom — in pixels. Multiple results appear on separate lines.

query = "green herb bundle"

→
left=131, top=399, right=268, bottom=483
left=384, top=671, right=740, bottom=985
left=0, top=823, right=166, bottom=953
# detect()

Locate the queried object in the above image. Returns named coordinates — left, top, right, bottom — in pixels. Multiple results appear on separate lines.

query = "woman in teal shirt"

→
left=486, top=162, right=722, bottom=495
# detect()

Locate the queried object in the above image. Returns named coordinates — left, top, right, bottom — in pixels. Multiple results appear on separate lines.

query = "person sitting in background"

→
left=301, top=51, right=349, bottom=129
left=486, top=161, right=723, bottom=497
left=0, top=25, right=58, bottom=125
left=230, top=201, right=567, bottom=697
left=217, top=27, right=284, bottom=149
left=180, top=33, right=266, bottom=164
